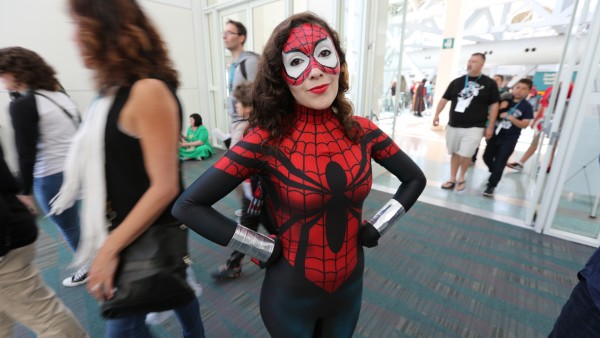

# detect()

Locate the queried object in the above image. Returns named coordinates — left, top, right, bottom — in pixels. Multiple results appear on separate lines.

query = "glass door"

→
left=203, top=0, right=285, bottom=148
left=531, top=0, right=600, bottom=246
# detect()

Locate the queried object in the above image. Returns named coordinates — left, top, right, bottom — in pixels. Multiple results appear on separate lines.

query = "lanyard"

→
left=504, top=99, right=524, bottom=119
left=464, top=74, right=482, bottom=91
left=495, top=99, right=524, bottom=135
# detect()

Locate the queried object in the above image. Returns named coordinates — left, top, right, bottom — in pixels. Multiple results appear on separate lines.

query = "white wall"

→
left=0, top=0, right=210, bottom=170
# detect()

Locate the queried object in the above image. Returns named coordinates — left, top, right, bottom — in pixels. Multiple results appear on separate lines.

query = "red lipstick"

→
left=309, top=84, right=329, bottom=94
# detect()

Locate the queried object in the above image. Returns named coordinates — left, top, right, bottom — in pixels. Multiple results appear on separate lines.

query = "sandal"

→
left=441, top=181, right=456, bottom=189
left=456, top=181, right=466, bottom=191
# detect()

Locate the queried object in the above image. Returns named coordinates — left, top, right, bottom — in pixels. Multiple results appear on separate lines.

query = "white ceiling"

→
left=389, top=0, right=594, bottom=51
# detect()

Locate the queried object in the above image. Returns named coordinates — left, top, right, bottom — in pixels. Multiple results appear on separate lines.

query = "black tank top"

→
left=104, top=81, right=183, bottom=230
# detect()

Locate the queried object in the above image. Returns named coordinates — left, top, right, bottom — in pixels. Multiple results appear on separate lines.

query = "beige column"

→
left=432, top=0, right=467, bottom=130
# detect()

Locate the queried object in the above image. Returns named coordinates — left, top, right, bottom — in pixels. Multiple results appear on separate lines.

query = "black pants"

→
left=549, top=280, right=600, bottom=337
left=260, top=252, right=363, bottom=338
left=483, top=135, right=518, bottom=188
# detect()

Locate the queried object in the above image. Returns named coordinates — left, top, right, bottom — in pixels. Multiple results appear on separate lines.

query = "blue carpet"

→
left=14, top=150, right=595, bottom=337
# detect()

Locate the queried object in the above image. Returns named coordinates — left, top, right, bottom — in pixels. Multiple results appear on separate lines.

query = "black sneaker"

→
left=483, top=186, right=495, bottom=197
left=62, top=268, right=88, bottom=287
left=506, top=162, right=523, bottom=171
left=210, top=264, right=242, bottom=280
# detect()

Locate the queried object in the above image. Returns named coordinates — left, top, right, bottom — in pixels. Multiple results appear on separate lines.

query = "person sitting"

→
left=180, top=113, right=214, bottom=160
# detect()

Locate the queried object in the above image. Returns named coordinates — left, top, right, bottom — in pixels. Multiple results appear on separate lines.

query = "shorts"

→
left=445, top=126, right=484, bottom=157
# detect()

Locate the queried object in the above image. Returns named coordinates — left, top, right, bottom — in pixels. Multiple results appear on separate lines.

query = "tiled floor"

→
left=371, top=108, right=600, bottom=239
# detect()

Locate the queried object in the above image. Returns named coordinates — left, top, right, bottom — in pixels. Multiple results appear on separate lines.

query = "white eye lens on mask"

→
left=314, top=38, right=338, bottom=69
left=282, top=51, right=310, bottom=79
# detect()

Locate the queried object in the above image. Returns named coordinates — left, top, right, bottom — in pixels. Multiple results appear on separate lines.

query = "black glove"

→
left=251, top=235, right=282, bottom=269
left=359, top=221, right=381, bottom=248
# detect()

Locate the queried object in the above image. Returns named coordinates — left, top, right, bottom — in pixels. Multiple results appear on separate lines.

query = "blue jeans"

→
left=105, top=297, right=204, bottom=338
left=33, top=172, right=81, bottom=252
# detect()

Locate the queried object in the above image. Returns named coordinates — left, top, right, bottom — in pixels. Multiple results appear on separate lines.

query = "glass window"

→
left=206, top=0, right=231, bottom=7
left=252, top=0, right=285, bottom=53
left=550, top=67, right=600, bottom=239
left=340, top=0, right=365, bottom=110
left=293, top=0, right=336, bottom=25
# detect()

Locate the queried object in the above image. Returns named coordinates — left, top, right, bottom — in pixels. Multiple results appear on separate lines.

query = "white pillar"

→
left=432, top=0, right=467, bottom=130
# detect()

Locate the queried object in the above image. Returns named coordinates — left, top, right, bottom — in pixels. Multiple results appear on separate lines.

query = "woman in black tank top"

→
left=68, top=0, right=204, bottom=336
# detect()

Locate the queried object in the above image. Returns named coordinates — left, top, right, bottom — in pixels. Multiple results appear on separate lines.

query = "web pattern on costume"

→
left=214, top=108, right=399, bottom=293
left=282, top=24, right=340, bottom=86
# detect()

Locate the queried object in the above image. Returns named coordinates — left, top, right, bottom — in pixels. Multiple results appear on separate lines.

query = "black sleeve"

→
left=374, top=149, right=426, bottom=211
left=499, top=100, right=510, bottom=114
left=9, top=94, right=40, bottom=195
left=442, top=78, right=458, bottom=101
left=172, top=167, right=246, bottom=246
left=1, top=144, right=18, bottom=256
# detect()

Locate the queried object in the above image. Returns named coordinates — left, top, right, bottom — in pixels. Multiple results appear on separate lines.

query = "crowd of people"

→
left=0, top=1, right=597, bottom=337
left=387, top=78, right=435, bottom=115
left=433, top=52, right=571, bottom=197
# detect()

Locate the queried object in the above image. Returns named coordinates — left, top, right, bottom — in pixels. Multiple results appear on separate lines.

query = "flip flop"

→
left=456, top=181, right=466, bottom=191
left=441, top=181, right=456, bottom=189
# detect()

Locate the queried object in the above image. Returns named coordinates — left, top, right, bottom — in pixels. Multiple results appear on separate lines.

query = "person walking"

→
left=0, top=47, right=87, bottom=287
left=482, top=78, right=534, bottom=197
left=0, top=142, right=89, bottom=338
left=211, top=19, right=262, bottom=279
left=51, top=0, right=205, bottom=336
left=433, top=53, right=500, bottom=192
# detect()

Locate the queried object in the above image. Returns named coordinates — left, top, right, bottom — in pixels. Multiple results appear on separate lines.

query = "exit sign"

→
left=442, top=38, right=454, bottom=49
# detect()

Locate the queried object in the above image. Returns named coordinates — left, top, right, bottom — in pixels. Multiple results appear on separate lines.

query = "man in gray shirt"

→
left=222, top=19, right=259, bottom=147
left=211, top=19, right=262, bottom=280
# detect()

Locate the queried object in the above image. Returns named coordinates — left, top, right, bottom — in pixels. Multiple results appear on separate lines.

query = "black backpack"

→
left=238, top=52, right=260, bottom=80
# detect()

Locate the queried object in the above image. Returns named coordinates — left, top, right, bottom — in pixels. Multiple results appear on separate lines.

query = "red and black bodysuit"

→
left=173, top=22, right=426, bottom=338
left=173, top=111, right=425, bottom=337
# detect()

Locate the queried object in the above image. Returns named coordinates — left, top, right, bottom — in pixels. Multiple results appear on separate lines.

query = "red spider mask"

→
left=282, top=23, right=340, bottom=86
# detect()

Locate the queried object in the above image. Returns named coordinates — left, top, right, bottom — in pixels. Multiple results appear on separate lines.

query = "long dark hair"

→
left=0, top=47, right=61, bottom=91
left=69, top=0, right=178, bottom=89
left=249, top=12, right=361, bottom=144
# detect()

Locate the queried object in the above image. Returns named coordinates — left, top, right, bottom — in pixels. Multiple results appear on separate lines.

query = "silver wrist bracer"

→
left=227, top=224, right=275, bottom=262
left=368, top=199, right=406, bottom=236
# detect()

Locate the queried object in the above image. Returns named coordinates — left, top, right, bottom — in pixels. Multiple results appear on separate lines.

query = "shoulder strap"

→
left=239, top=52, right=260, bottom=81
left=33, top=91, right=81, bottom=127
left=239, top=59, right=248, bottom=80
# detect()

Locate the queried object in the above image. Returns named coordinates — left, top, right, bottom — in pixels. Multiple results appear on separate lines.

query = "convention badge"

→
left=495, top=120, right=511, bottom=135
left=455, top=98, right=468, bottom=113
left=495, top=124, right=502, bottom=135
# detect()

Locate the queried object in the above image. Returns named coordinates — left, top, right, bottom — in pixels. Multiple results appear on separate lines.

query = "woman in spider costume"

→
left=173, top=12, right=426, bottom=337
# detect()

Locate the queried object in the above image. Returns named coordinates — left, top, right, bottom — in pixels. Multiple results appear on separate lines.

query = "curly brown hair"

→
left=233, top=81, right=253, bottom=107
left=69, top=0, right=178, bottom=89
left=249, top=12, right=361, bottom=144
left=0, top=47, right=61, bottom=91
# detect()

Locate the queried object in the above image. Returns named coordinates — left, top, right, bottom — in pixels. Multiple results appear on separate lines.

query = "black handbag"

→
left=101, top=222, right=195, bottom=318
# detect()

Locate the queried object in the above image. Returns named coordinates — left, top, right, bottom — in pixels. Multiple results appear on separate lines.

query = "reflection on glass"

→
left=253, top=1, right=285, bottom=53
left=552, top=71, right=600, bottom=238
left=293, top=0, right=335, bottom=24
